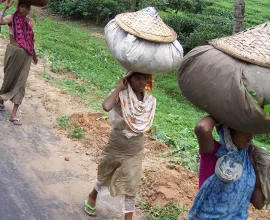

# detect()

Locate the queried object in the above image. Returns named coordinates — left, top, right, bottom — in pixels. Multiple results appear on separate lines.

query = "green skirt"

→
left=97, top=128, right=144, bottom=197
left=0, top=44, right=32, bottom=105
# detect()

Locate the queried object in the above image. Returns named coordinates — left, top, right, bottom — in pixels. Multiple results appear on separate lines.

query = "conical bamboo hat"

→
left=209, top=22, right=270, bottom=68
left=115, top=7, right=177, bottom=43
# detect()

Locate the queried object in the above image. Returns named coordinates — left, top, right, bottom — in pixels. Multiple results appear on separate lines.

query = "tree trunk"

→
left=233, top=0, right=246, bottom=34
left=131, top=0, right=136, bottom=12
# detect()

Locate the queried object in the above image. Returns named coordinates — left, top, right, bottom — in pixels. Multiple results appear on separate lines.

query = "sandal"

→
left=9, top=118, right=23, bottom=126
left=0, top=104, right=5, bottom=111
left=84, top=200, right=96, bottom=216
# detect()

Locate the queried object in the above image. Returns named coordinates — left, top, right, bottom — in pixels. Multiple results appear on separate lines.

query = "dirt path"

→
left=0, top=33, right=269, bottom=219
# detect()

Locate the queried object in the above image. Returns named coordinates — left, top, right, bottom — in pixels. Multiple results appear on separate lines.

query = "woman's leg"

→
left=124, top=212, right=133, bottom=220
left=124, top=195, right=135, bottom=220
left=10, top=104, right=22, bottom=125
left=84, top=187, right=98, bottom=216
left=11, top=104, right=19, bottom=119
left=87, top=188, right=98, bottom=208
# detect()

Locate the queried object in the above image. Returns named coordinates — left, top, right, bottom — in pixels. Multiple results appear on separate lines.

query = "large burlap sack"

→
left=178, top=45, right=270, bottom=134
left=105, top=19, right=183, bottom=73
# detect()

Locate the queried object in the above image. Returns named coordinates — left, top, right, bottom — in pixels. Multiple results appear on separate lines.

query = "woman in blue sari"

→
left=189, top=116, right=265, bottom=220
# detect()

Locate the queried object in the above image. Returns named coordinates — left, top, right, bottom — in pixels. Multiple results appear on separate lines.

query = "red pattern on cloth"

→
left=12, top=11, right=35, bottom=55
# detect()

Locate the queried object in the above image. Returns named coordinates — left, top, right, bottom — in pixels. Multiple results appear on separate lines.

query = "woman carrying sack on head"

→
left=0, top=0, right=38, bottom=125
left=189, top=115, right=268, bottom=219
left=84, top=71, right=156, bottom=220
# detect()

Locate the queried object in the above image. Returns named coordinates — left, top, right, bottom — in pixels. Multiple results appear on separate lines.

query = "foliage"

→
left=57, top=115, right=69, bottom=129
left=47, top=0, right=130, bottom=24
left=39, top=72, right=52, bottom=80
left=138, top=0, right=207, bottom=14
left=69, top=128, right=85, bottom=138
left=163, top=14, right=199, bottom=51
left=57, top=115, right=85, bottom=138
left=164, top=13, right=232, bottom=52
left=138, top=198, right=185, bottom=220
left=46, top=0, right=270, bottom=53
left=264, top=104, right=270, bottom=115
left=254, top=134, right=270, bottom=146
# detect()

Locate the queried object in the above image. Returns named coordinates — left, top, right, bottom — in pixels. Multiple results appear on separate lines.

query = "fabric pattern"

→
left=252, top=146, right=270, bottom=205
left=215, top=126, right=243, bottom=183
left=12, top=11, right=35, bottom=55
left=188, top=126, right=256, bottom=220
left=119, top=83, right=156, bottom=133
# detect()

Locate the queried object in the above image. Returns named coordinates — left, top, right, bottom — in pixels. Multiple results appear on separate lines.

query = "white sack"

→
left=105, top=19, right=183, bottom=73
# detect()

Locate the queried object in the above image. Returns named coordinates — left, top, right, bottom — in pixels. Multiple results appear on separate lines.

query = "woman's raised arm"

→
left=195, top=115, right=218, bottom=154
left=0, top=0, right=13, bottom=25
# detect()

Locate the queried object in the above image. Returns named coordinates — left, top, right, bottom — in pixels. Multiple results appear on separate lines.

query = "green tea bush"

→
left=138, top=0, right=207, bottom=14
left=164, top=14, right=232, bottom=52
left=47, top=0, right=130, bottom=24
left=163, top=14, right=199, bottom=51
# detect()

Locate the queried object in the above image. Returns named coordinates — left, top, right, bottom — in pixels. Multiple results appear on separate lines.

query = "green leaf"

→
left=249, top=90, right=256, bottom=97
left=264, top=104, right=270, bottom=115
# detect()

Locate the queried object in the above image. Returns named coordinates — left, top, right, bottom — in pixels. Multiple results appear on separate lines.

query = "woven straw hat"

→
left=115, top=7, right=177, bottom=43
left=209, top=22, right=270, bottom=68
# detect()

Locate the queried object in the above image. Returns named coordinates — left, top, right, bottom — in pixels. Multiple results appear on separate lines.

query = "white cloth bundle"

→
left=105, top=19, right=183, bottom=73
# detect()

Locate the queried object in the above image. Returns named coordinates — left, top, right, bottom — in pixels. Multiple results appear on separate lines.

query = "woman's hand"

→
left=33, top=55, right=38, bottom=65
left=5, top=0, right=13, bottom=9
left=251, top=171, right=265, bottom=210
left=102, top=78, right=127, bottom=112
left=116, top=78, right=128, bottom=91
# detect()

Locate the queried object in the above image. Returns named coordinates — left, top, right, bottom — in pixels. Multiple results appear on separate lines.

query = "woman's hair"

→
left=127, top=72, right=145, bottom=80
left=128, top=72, right=153, bottom=91
left=18, top=1, right=31, bottom=8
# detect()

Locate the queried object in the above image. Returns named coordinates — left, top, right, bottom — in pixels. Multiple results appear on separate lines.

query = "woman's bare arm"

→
left=251, top=170, right=265, bottom=209
left=195, top=115, right=218, bottom=154
left=0, top=0, right=13, bottom=25
left=102, top=78, right=127, bottom=112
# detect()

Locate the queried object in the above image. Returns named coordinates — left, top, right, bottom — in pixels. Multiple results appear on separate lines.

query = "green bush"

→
left=164, top=14, right=232, bottom=52
left=138, top=0, right=207, bottom=14
left=184, top=17, right=232, bottom=51
left=47, top=0, right=130, bottom=24
left=163, top=15, right=199, bottom=51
